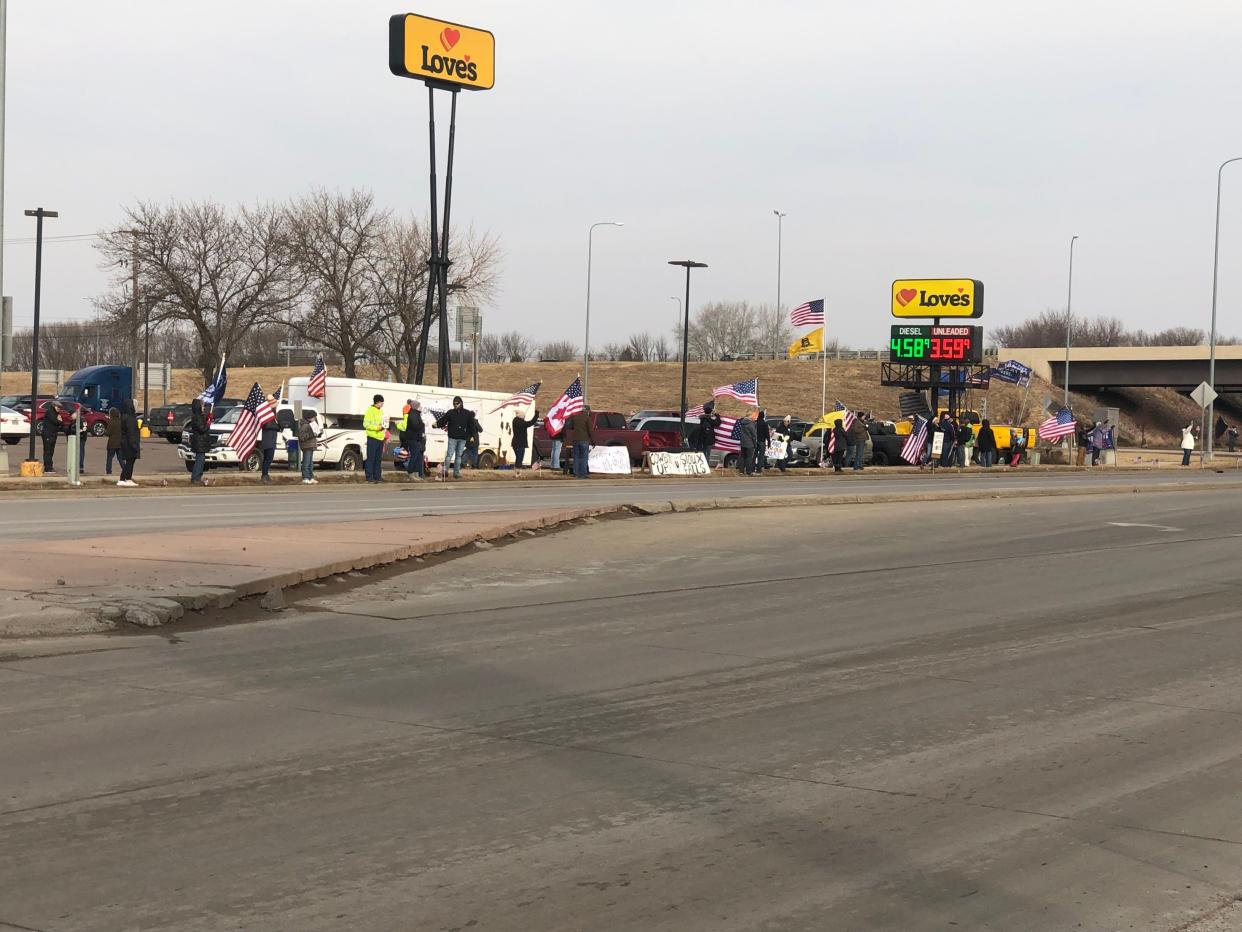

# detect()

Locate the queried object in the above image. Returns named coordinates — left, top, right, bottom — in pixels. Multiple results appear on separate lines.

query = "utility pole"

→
left=0, top=0, right=8, bottom=387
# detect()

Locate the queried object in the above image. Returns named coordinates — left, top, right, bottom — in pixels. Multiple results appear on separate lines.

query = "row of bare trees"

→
left=93, top=190, right=501, bottom=382
left=994, top=309, right=1239, bottom=347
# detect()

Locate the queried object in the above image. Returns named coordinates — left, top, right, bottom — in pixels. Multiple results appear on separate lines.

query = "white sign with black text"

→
left=588, top=446, right=632, bottom=474
left=647, top=451, right=710, bottom=477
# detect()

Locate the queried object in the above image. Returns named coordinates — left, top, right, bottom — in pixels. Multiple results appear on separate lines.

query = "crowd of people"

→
left=35, top=399, right=143, bottom=486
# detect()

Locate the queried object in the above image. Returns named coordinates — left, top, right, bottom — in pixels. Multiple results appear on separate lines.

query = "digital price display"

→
left=889, top=325, right=983, bottom=364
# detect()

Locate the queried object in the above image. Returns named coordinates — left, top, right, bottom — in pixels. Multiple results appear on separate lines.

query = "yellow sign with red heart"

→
left=891, top=279, right=983, bottom=319
left=389, top=14, right=495, bottom=91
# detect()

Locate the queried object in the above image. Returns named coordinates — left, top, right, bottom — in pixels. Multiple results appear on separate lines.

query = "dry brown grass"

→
left=1, top=359, right=1213, bottom=446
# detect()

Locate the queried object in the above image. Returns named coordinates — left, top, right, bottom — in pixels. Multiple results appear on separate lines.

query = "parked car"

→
left=1, top=405, right=27, bottom=444
left=532, top=410, right=679, bottom=466
left=765, top=415, right=813, bottom=441
left=150, top=398, right=243, bottom=443
left=24, top=400, right=80, bottom=437
left=794, top=420, right=905, bottom=467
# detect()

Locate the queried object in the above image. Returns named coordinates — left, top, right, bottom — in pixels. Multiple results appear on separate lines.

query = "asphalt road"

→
left=2, top=431, right=188, bottom=477
left=1, top=467, right=1239, bottom=541
left=4, top=491, right=1242, bottom=930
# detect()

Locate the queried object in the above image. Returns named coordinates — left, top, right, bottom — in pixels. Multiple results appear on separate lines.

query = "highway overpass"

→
left=1003, top=346, right=1242, bottom=392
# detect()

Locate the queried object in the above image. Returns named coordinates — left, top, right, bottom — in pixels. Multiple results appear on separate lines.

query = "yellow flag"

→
left=788, top=327, right=824, bottom=357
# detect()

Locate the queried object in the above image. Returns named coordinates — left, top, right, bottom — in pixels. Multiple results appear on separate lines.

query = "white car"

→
left=177, top=404, right=358, bottom=472
left=1, top=405, right=27, bottom=445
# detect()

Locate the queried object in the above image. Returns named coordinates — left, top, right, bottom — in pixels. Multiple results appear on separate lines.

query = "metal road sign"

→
left=1190, top=381, right=1219, bottom=408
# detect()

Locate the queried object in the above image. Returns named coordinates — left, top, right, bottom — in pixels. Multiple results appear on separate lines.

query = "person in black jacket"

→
left=435, top=397, right=474, bottom=478
left=976, top=418, right=997, bottom=468
left=399, top=399, right=426, bottom=480
left=831, top=419, right=849, bottom=472
left=259, top=394, right=280, bottom=483
left=187, top=398, right=212, bottom=486
left=698, top=401, right=721, bottom=455
left=754, top=410, right=770, bottom=474
left=511, top=408, right=536, bottom=469
left=466, top=413, right=483, bottom=469
left=40, top=402, right=62, bottom=473
left=117, top=399, right=142, bottom=487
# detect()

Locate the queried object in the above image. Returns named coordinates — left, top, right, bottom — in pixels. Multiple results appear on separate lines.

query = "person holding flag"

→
left=225, top=383, right=275, bottom=478
left=259, top=392, right=282, bottom=484
left=544, top=377, right=584, bottom=475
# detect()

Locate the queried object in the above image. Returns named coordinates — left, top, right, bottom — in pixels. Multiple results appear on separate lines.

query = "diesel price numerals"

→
left=889, top=325, right=983, bottom=364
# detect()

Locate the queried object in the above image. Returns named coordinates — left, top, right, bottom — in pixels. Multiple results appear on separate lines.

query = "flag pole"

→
left=821, top=340, right=827, bottom=417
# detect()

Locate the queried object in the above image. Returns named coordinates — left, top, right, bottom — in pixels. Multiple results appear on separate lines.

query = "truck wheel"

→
left=166, top=435, right=180, bottom=444
left=3, top=437, right=17, bottom=445
left=242, top=451, right=261, bottom=472
left=723, top=453, right=738, bottom=469
left=871, top=450, right=890, bottom=467
left=90, top=420, right=107, bottom=437
left=477, top=450, right=497, bottom=470
left=338, top=448, right=362, bottom=472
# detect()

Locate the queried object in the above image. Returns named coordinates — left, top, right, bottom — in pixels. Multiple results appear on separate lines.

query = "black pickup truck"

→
left=147, top=399, right=242, bottom=443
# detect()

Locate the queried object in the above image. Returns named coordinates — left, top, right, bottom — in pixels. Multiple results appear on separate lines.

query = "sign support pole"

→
left=435, top=88, right=459, bottom=389
left=821, top=345, right=827, bottom=417
left=414, top=84, right=440, bottom=385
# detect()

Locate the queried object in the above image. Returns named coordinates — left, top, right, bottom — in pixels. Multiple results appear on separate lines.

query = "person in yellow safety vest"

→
left=362, top=394, right=386, bottom=483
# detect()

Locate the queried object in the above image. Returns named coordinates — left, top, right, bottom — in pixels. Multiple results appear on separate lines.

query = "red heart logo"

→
left=957, top=287, right=964, bottom=293
left=440, top=28, right=460, bottom=51
left=896, top=288, right=917, bottom=307
left=464, top=54, right=470, bottom=62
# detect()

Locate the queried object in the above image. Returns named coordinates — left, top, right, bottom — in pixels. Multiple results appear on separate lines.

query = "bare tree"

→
left=477, top=333, right=505, bottom=364
left=95, top=200, right=301, bottom=382
left=498, top=331, right=532, bottom=362
left=652, top=334, right=673, bottom=361
left=687, top=300, right=761, bottom=359
left=284, top=189, right=390, bottom=378
left=540, top=340, right=577, bottom=361
left=755, top=302, right=793, bottom=356
left=626, top=331, right=656, bottom=361
left=368, top=216, right=502, bottom=381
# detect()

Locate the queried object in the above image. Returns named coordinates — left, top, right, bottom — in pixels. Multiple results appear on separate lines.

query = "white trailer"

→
left=282, top=376, right=520, bottom=471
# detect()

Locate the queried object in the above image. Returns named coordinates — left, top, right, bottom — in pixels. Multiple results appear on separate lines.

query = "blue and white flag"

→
left=992, top=359, right=1033, bottom=388
left=198, top=361, right=228, bottom=406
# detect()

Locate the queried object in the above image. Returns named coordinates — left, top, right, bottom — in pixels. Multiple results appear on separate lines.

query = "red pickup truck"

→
left=532, top=411, right=680, bottom=466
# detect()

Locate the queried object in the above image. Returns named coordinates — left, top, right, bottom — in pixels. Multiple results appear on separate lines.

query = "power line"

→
left=3, top=232, right=102, bottom=245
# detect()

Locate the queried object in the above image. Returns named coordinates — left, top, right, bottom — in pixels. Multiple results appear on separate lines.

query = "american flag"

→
left=544, top=377, right=584, bottom=435
left=833, top=402, right=857, bottom=431
left=490, top=381, right=541, bottom=413
left=712, top=378, right=759, bottom=406
left=1038, top=406, right=1076, bottom=441
left=198, top=362, right=228, bottom=407
left=685, top=402, right=706, bottom=419
left=712, top=415, right=742, bottom=452
left=901, top=415, right=929, bottom=464
left=307, top=355, right=327, bottom=399
left=789, top=298, right=825, bottom=328
left=226, top=382, right=276, bottom=461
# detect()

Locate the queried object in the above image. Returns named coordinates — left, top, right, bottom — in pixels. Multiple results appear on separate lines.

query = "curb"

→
left=10, top=477, right=1241, bottom=638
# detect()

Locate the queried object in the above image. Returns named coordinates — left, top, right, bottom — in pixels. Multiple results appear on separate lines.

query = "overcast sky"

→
left=5, top=0, right=1242, bottom=350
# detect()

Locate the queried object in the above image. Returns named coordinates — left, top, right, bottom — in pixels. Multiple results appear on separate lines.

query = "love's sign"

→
left=892, top=279, right=984, bottom=319
left=389, top=14, right=495, bottom=91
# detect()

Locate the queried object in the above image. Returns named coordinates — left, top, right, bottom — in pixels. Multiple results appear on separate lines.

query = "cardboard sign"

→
left=931, top=432, right=945, bottom=457
left=588, top=446, right=631, bottom=474
left=766, top=440, right=788, bottom=461
left=647, top=451, right=710, bottom=477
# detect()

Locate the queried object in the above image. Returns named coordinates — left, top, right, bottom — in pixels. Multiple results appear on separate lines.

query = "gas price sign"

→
left=889, top=325, right=983, bottom=364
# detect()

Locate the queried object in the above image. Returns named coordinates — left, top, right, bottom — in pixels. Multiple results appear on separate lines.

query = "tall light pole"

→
left=669, top=260, right=708, bottom=446
left=1063, top=235, right=1078, bottom=408
left=583, top=220, right=623, bottom=403
left=23, top=208, right=57, bottom=467
left=1206, top=158, right=1242, bottom=460
left=774, top=210, right=786, bottom=353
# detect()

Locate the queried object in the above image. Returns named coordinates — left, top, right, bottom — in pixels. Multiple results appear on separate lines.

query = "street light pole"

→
left=23, top=208, right=57, bottom=467
left=583, top=220, right=623, bottom=404
left=1063, top=234, right=1078, bottom=408
left=1206, top=158, right=1242, bottom=460
left=669, top=260, right=708, bottom=447
left=773, top=211, right=785, bottom=348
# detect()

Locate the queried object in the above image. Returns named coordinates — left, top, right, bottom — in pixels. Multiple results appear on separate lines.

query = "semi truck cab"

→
left=57, top=365, right=133, bottom=413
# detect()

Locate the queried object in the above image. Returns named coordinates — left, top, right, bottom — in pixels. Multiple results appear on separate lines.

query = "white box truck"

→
left=280, top=376, right=520, bottom=472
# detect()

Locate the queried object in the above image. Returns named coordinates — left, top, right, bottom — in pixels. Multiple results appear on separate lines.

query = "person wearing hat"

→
left=298, top=408, right=322, bottom=484
left=397, top=399, right=426, bottom=481
left=435, top=396, right=473, bottom=479
left=40, top=401, right=63, bottom=473
left=362, top=394, right=386, bottom=483
left=511, top=407, right=537, bottom=470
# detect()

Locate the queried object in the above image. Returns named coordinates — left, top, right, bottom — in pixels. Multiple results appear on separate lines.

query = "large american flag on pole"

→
left=685, top=402, right=707, bottom=419
left=1038, top=406, right=1076, bottom=441
left=544, top=377, right=584, bottom=435
left=226, top=383, right=276, bottom=461
left=901, top=415, right=929, bottom=464
left=712, top=378, right=759, bottom=406
left=789, top=298, right=825, bottom=328
left=712, top=415, right=742, bottom=453
left=307, top=355, right=327, bottom=399
left=490, top=381, right=541, bottom=413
